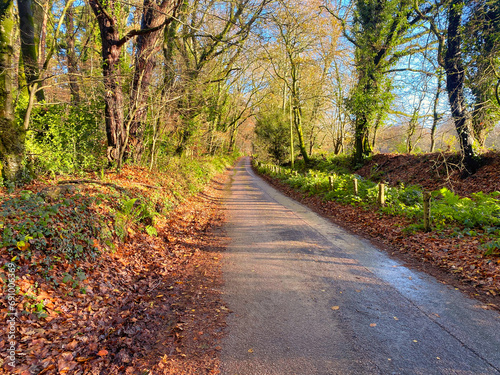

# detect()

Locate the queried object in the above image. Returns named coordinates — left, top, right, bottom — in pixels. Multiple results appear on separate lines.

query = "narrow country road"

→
left=220, top=157, right=500, bottom=375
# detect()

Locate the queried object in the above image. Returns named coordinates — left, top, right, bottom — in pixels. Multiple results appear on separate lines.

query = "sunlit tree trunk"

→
left=290, top=69, right=309, bottom=163
left=65, top=4, right=80, bottom=103
left=430, top=69, right=443, bottom=152
left=129, top=0, right=168, bottom=161
left=18, top=0, right=45, bottom=102
left=0, top=0, right=25, bottom=183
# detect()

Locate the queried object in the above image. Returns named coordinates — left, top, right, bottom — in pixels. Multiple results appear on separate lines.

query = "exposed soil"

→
left=256, top=151, right=500, bottom=310
left=355, top=151, right=500, bottom=196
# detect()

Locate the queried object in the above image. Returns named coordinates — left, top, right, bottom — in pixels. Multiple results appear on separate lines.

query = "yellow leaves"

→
left=369, top=323, right=377, bottom=327
left=248, top=348, right=254, bottom=353
left=16, top=240, right=30, bottom=251
left=331, top=306, right=340, bottom=310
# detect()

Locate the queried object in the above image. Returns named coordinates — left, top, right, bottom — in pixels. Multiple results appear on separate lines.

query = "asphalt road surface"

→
left=220, top=157, right=500, bottom=375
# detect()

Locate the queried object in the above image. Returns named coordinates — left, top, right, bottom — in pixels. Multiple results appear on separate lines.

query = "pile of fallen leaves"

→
left=0, top=164, right=231, bottom=374
left=257, top=152, right=500, bottom=309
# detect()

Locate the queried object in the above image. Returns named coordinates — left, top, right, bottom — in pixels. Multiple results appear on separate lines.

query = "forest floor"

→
left=0, top=165, right=232, bottom=375
left=258, top=151, right=500, bottom=311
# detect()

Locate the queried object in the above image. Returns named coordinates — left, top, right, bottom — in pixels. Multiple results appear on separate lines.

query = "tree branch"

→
left=320, top=4, right=360, bottom=48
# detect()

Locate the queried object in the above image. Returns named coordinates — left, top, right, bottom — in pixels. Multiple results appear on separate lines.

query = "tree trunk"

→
left=354, top=114, right=371, bottom=165
left=18, top=0, right=45, bottom=102
left=430, top=69, right=443, bottom=152
left=89, top=0, right=126, bottom=165
left=65, top=4, right=80, bottom=103
left=290, top=65, right=309, bottom=163
left=90, top=0, right=181, bottom=166
left=444, top=0, right=479, bottom=174
left=0, top=0, right=25, bottom=183
left=128, top=0, right=166, bottom=161
left=38, top=0, right=49, bottom=68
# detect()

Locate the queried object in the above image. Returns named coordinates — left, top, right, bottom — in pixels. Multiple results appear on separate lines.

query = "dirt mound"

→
left=355, top=151, right=500, bottom=196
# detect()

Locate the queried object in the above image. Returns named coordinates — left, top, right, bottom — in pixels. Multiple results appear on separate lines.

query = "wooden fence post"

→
left=353, top=178, right=358, bottom=196
left=378, top=182, right=385, bottom=206
left=423, top=191, right=432, bottom=232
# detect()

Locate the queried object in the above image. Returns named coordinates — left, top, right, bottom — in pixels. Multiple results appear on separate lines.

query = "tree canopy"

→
left=0, top=0, right=499, bottom=184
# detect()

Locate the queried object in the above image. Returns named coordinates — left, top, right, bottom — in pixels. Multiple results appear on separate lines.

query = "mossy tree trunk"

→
left=444, top=0, right=479, bottom=174
left=18, top=0, right=45, bottom=102
left=0, top=0, right=25, bottom=183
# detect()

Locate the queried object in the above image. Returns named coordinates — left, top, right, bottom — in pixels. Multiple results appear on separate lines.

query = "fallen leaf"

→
left=75, top=357, right=93, bottom=363
left=248, top=348, right=254, bottom=353
left=370, top=323, right=377, bottom=327
left=39, top=365, right=56, bottom=375
left=66, top=340, right=79, bottom=350
left=331, top=306, right=340, bottom=310
left=58, top=352, right=76, bottom=374
left=97, top=349, right=108, bottom=357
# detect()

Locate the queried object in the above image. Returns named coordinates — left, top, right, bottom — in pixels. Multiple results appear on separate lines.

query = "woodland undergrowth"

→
left=0, top=154, right=236, bottom=374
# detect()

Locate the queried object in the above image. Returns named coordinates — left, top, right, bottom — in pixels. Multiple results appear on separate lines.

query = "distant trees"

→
left=253, top=0, right=344, bottom=165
